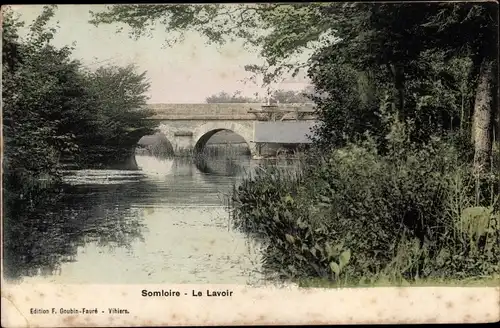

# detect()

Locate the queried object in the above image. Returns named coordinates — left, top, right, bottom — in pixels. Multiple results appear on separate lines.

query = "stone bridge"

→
left=142, top=103, right=317, bottom=158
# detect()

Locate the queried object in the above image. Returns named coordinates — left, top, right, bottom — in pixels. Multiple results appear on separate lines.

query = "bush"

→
left=230, top=165, right=305, bottom=241
left=229, top=134, right=500, bottom=284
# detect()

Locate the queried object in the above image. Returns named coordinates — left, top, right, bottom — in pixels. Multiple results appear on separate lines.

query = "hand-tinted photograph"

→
left=2, top=3, right=499, bottom=326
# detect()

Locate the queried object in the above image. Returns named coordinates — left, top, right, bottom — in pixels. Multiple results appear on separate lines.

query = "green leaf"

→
left=333, top=242, right=344, bottom=254
left=295, top=254, right=306, bottom=262
left=310, top=247, right=317, bottom=258
left=325, top=242, right=344, bottom=259
left=339, top=249, right=351, bottom=269
left=329, top=261, right=340, bottom=276
left=285, top=234, right=295, bottom=244
left=325, top=243, right=334, bottom=259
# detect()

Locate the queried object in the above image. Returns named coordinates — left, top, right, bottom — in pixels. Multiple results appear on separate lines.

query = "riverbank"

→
left=228, top=136, right=500, bottom=287
left=297, top=275, right=500, bottom=289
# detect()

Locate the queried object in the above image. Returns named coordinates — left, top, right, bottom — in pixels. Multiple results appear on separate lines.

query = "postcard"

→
left=2, top=3, right=499, bottom=326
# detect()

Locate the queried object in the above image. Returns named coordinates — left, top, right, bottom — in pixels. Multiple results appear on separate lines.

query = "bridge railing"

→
left=145, top=103, right=316, bottom=121
left=248, top=104, right=316, bottom=121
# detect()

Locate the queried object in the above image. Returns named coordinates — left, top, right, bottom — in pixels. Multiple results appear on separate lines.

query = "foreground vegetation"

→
left=230, top=132, right=499, bottom=285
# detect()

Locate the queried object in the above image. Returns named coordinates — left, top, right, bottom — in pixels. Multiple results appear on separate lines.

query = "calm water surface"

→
left=5, top=154, right=298, bottom=285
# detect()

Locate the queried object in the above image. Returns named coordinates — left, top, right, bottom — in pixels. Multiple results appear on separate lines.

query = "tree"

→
left=272, top=89, right=312, bottom=104
left=205, top=91, right=258, bottom=103
left=314, top=2, right=497, bottom=170
left=2, top=5, right=85, bottom=188
left=205, top=88, right=312, bottom=104
left=2, top=5, right=158, bottom=181
left=76, top=64, right=157, bottom=167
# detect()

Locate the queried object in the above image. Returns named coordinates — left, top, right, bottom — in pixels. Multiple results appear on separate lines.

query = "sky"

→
left=10, top=5, right=312, bottom=104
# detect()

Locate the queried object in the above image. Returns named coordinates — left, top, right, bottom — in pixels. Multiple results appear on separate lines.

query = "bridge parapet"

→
left=145, top=103, right=316, bottom=121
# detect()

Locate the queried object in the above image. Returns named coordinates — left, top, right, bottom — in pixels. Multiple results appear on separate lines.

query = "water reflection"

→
left=194, top=156, right=250, bottom=177
left=3, top=178, right=150, bottom=282
left=3, top=154, right=269, bottom=284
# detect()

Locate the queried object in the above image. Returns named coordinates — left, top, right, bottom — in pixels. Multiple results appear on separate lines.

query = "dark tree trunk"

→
left=385, top=63, right=406, bottom=124
left=472, top=57, right=495, bottom=175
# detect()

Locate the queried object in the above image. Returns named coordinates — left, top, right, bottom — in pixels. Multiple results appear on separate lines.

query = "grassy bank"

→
left=229, top=134, right=500, bottom=287
left=297, top=275, right=500, bottom=288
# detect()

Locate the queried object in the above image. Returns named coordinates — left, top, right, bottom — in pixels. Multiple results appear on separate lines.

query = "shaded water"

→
left=3, top=154, right=299, bottom=285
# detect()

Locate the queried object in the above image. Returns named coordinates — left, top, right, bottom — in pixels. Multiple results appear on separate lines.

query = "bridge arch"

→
left=192, top=122, right=255, bottom=157
left=136, top=131, right=174, bottom=157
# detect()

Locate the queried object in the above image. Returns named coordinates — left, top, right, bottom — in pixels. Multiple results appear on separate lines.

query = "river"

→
left=3, top=153, right=298, bottom=285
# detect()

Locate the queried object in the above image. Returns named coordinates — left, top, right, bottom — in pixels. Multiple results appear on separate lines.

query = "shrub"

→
left=230, top=135, right=500, bottom=284
left=229, top=165, right=305, bottom=241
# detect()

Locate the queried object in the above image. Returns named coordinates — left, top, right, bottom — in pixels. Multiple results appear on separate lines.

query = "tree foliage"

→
left=271, top=88, right=313, bottom=104
left=3, top=5, right=85, bottom=185
left=307, top=2, right=498, bottom=172
left=205, top=91, right=259, bottom=104
left=76, top=64, right=157, bottom=167
left=89, top=4, right=333, bottom=85
left=205, top=88, right=312, bottom=104
left=2, top=5, right=157, bottom=193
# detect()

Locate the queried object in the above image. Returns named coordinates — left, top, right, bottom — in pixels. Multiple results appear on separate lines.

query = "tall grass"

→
left=229, top=164, right=306, bottom=240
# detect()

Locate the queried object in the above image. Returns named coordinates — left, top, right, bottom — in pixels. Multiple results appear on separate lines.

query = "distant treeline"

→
left=205, top=88, right=314, bottom=104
